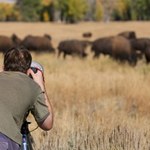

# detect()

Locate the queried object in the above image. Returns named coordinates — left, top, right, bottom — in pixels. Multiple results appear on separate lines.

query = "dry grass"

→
left=1, top=21, right=150, bottom=149
left=30, top=54, right=150, bottom=150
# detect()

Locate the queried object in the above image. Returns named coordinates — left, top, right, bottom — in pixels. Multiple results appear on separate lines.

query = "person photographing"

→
left=0, top=47, right=53, bottom=149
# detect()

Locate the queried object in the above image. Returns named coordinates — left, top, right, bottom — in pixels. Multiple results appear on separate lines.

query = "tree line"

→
left=0, top=0, right=150, bottom=23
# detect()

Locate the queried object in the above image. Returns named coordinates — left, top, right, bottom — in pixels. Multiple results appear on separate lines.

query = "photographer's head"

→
left=4, top=47, right=32, bottom=74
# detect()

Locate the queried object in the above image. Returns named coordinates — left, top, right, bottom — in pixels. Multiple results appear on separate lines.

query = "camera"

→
left=30, top=67, right=38, bottom=73
left=30, top=61, right=44, bottom=73
left=29, top=61, right=44, bottom=78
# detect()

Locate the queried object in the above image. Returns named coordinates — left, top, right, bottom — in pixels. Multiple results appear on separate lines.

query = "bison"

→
left=91, top=37, right=113, bottom=58
left=0, top=34, right=21, bottom=53
left=130, top=38, right=150, bottom=52
left=21, top=34, right=55, bottom=53
left=130, top=38, right=150, bottom=63
left=91, top=36, right=137, bottom=65
left=82, top=32, right=92, bottom=38
left=57, top=39, right=91, bottom=58
left=117, top=31, right=137, bottom=39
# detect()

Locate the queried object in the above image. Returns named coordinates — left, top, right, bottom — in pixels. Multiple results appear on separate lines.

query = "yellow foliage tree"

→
left=41, top=0, right=52, bottom=6
left=112, top=0, right=130, bottom=20
left=43, top=11, right=49, bottom=21
left=94, top=0, right=103, bottom=21
left=0, top=3, right=21, bottom=21
left=116, top=0, right=128, bottom=16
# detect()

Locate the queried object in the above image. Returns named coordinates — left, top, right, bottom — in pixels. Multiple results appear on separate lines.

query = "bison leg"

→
left=58, top=50, right=62, bottom=58
left=63, top=52, right=67, bottom=59
left=93, top=52, right=100, bottom=58
left=79, top=51, right=87, bottom=58
left=144, top=47, right=150, bottom=64
left=126, top=52, right=137, bottom=66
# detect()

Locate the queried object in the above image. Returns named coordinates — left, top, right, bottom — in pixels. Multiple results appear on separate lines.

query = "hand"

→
left=27, top=68, right=45, bottom=91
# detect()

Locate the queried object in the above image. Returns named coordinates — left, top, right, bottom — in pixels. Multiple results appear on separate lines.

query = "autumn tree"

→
left=130, top=0, right=150, bottom=20
left=15, top=0, right=42, bottom=21
left=112, top=0, right=130, bottom=20
left=0, top=3, right=20, bottom=21
left=100, top=0, right=117, bottom=21
left=54, top=0, right=88, bottom=23
left=94, top=0, right=103, bottom=21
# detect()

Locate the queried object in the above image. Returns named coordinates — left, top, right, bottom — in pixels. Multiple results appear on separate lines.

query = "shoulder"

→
left=2, top=71, right=41, bottom=91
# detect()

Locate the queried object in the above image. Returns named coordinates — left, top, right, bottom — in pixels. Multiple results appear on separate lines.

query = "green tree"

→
left=113, top=0, right=150, bottom=21
left=15, top=0, right=42, bottom=21
left=55, top=0, right=88, bottom=23
left=112, top=0, right=130, bottom=20
left=40, top=0, right=55, bottom=21
left=135, top=0, right=150, bottom=20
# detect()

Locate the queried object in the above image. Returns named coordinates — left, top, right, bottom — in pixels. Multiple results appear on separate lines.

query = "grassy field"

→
left=1, top=21, right=150, bottom=149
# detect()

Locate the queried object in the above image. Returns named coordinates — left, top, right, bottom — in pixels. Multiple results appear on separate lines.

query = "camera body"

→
left=30, top=61, right=44, bottom=73
left=30, top=67, right=38, bottom=73
left=29, top=61, right=44, bottom=78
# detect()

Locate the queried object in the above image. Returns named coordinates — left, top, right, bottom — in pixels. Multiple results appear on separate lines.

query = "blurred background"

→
left=0, top=0, right=150, bottom=23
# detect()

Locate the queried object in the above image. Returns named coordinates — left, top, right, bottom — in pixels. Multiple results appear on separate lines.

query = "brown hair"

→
left=4, top=47, right=32, bottom=73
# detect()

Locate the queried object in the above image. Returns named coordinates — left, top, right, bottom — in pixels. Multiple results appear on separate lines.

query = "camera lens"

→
left=30, top=61, right=44, bottom=73
left=30, top=67, right=38, bottom=73
left=29, top=61, right=44, bottom=79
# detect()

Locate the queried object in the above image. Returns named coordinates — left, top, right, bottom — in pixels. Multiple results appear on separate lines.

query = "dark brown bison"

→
left=112, top=36, right=137, bottom=64
left=0, top=34, right=21, bottom=53
left=82, top=32, right=92, bottom=38
left=57, top=40, right=90, bottom=58
left=11, top=34, right=22, bottom=46
left=21, top=34, right=55, bottom=53
left=44, top=34, right=52, bottom=40
left=130, top=38, right=150, bottom=63
left=145, top=47, right=150, bottom=63
left=91, top=37, right=113, bottom=58
left=130, top=38, right=150, bottom=52
left=118, top=31, right=136, bottom=39
left=91, top=36, right=137, bottom=65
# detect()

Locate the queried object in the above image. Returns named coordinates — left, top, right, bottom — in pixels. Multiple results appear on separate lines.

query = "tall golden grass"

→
left=29, top=53, right=150, bottom=150
left=1, top=22, right=150, bottom=149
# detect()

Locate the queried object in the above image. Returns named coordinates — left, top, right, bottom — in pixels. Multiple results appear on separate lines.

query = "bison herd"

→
left=0, top=34, right=55, bottom=54
left=0, top=31, right=150, bottom=66
left=91, top=31, right=150, bottom=65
